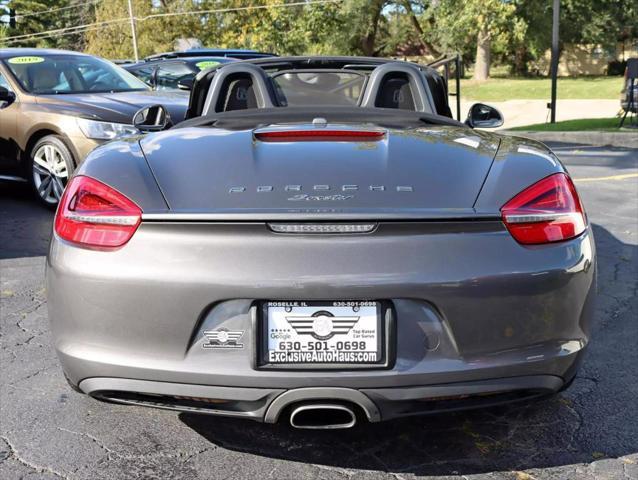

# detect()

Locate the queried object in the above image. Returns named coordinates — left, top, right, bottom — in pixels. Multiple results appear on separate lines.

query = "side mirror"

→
left=466, top=103, right=504, bottom=128
left=177, top=76, right=194, bottom=91
left=0, top=86, right=16, bottom=107
left=133, top=105, right=172, bottom=133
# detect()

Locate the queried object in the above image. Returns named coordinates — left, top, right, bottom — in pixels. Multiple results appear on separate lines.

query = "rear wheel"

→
left=28, top=135, right=74, bottom=209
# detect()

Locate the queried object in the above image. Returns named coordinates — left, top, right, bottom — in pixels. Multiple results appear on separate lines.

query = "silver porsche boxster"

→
left=47, top=57, right=595, bottom=429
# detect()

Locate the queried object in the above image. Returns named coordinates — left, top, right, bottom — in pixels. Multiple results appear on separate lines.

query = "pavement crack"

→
left=312, top=463, right=357, bottom=478
left=559, top=396, right=586, bottom=453
left=56, top=427, right=212, bottom=462
left=57, top=427, right=118, bottom=456
left=9, top=300, right=46, bottom=326
left=180, top=446, right=212, bottom=465
left=7, top=365, right=57, bottom=388
left=390, top=473, right=408, bottom=480
left=621, top=460, right=636, bottom=480
left=1, top=435, right=70, bottom=480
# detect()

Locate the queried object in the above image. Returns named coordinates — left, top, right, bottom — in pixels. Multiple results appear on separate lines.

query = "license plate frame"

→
left=256, top=300, right=395, bottom=370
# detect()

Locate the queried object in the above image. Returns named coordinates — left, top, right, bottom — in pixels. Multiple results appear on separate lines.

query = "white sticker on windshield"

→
left=8, top=56, right=45, bottom=65
left=196, top=61, right=220, bottom=70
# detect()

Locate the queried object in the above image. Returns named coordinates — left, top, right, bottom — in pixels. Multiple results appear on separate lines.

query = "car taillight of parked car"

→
left=54, top=176, right=142, bottom=250
left=501, top=172, right=586, bottom=245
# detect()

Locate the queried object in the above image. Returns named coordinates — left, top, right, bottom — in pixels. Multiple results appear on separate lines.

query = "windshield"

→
left=3, top=54, right=150, bottom=94
left=272, top=71, right=365, bottom=106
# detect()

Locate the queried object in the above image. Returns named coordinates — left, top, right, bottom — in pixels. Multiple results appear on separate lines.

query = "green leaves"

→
left=4, top=0, right=634, bottom=79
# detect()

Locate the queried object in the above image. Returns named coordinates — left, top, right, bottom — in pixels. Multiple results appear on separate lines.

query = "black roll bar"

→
left=428, top=55, right=462, bottom=121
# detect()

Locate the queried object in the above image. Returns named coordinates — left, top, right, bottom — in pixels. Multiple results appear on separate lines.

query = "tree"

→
left=2, top=0, right=98, bottom=50
left=342, top=0, right=388, bottom=56
left=4, top=0, right=633, bottom=76
left=426, top=0, right=524, bottom=80
left=197, top=0, right=349, bottom=56
left=57, top=0, right=98, bottom=51
left=85, top=0, right=148, bottom=60
left=397, top=1, right=440, bottom=57
left=512, top=0, right=638, bottom=75
left=4, top=0, right=69, bottom=48
left=200, top=0, right=308, bottom=54
left=85, top=0, right=202, bottom=60
left=294, top=2, right=344, bottom=54
left=0, top=0, right=8, bottom=47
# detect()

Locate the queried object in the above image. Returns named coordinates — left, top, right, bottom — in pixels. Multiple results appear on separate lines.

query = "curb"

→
left=501, top=130, right=638, bottom=148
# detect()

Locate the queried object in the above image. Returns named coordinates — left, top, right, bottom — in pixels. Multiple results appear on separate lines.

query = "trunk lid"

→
left=140, top=124, right=500, bottom=218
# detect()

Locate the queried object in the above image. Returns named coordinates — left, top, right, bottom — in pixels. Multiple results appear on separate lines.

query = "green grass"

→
left=510, top=117, right=633, bottom=132
left=460, top=76, right=622, bottom=101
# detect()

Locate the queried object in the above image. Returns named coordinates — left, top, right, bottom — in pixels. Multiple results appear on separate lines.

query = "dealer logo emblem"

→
left=203, top=328, right=244, bottom=349
left=286, top=310, right=360, bottom=340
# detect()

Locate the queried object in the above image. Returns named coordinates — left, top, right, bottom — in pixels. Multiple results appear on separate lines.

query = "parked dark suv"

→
left=144, top=48, right=277, bottom=61
left=124, top=55, right=236, bottom=91
left=0, top=48, right=189, bottom=206
left=123, top=49, right=276, bottom=91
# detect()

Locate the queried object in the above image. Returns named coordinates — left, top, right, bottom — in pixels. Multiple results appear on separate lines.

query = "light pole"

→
left=549, top=0, right=560, bottom=123
left=127, top=0, right=139, bottom=62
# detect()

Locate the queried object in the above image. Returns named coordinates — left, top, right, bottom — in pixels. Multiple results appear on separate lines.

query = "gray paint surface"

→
left=47, top=221, right=593, bottom=389
left=1, top=143, right=635, bottom=478
left=48, top=122, right=594, bottom=423
left=80, top=123, right=567, bottom=219
left=138, top=126, right=499, bottom=213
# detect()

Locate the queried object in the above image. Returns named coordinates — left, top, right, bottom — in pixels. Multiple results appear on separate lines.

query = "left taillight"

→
left=501, top=172, right=586, bottom=245
left=54, top=175, right=142, bottom=250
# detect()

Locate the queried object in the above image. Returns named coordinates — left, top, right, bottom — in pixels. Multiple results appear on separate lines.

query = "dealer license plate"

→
left=265, top=301, right=381, bottom=364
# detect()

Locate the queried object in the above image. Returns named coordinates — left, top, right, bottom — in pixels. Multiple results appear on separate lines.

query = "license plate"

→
left=265, top=301, right=381, bottom=364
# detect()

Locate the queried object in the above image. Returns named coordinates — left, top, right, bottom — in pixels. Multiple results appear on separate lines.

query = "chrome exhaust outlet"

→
left=289, top=404, right=357, bottom=430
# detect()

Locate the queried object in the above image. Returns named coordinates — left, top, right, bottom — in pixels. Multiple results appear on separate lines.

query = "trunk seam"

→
left=137, top=139, right=171, bottom=210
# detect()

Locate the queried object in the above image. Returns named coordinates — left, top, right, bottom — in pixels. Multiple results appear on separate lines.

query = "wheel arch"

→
left=22, top=127, right=79, bottom=169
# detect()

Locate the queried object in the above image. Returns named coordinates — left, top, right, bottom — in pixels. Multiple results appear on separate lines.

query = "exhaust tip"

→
left=289, top=403, right=357, bottom=430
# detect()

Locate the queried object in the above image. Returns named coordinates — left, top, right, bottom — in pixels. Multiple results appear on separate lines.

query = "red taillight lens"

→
left=54, top=176, right=142, bottom=249
left=501, top=173, right=586, bottom=245
left=255, top=130, right=385, bottom=142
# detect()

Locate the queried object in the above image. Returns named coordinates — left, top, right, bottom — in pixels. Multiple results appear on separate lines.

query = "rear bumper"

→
left=79, top=373, right=570, bottom=423
left=47, top=220, right=595, bottom=420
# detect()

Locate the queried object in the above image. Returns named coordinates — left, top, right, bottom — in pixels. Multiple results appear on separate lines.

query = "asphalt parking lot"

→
left=1, top=142, right=637, bottom=480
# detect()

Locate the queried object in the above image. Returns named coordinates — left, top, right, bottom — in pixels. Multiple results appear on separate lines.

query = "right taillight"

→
left=54, top=175, right=142, bottom=250
left=501, top=173, right=586, bottom=245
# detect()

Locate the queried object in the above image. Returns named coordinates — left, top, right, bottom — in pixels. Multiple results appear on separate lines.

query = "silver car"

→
left=47, top=57, right=595, bottom=429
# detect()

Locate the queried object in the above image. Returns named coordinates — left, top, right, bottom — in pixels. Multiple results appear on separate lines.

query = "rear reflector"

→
left=54, top=175, right=142, bottom=249
left=269, top=223, right=377, bottom=234
left=501, top=173, right=586, bottom=245
left=255, top=130, right=385, bottom=142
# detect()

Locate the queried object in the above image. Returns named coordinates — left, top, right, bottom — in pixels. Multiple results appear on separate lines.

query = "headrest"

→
left=376, top=76, right=415, bottom=110
left=29, top=65, right=59, bottom=91
left=223, top=78, right=257, bottom=111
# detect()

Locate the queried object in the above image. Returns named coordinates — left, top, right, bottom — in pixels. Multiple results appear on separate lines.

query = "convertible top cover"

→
left=176, top=106, right=464, bottom=130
